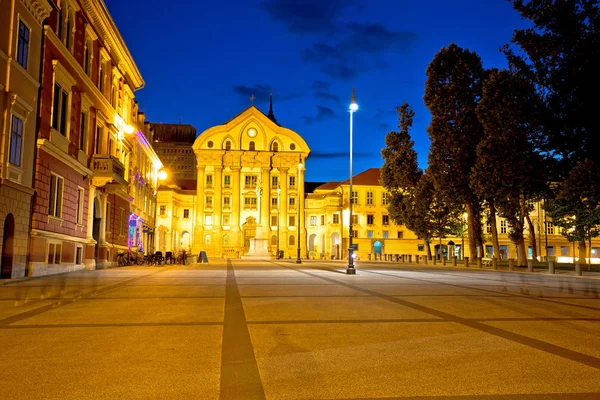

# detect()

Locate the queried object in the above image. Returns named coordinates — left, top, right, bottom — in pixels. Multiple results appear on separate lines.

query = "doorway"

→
left=92, top=198, right=101, bottom=260
left=1, top=214, right=15, bottom=279
left=373, top=240, right=382, bottom=259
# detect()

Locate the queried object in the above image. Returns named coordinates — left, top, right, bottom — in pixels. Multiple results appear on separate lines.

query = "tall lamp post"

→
left=296, top=162, right=303, bottom=264
left=277, top=186, right=281, bottom=259
left=347, top=88, right=358, bottom=274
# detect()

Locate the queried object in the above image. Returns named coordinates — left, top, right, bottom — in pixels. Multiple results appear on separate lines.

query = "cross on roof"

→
left=250, top=94, right=255, bottom=104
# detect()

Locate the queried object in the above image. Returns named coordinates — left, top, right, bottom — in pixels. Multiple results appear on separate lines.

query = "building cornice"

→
left=37, top=138, right=93, bottom=177
left=81, top=0, right=145, bottom=90
left=31, top=228, right=88, bottom=244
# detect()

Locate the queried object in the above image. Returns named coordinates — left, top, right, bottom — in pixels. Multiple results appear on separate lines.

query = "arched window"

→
left=225, top=141, right=231, bottom=151
left=249, top=141, right=255, bottom=151
left=204, top=234, right=211, bottom=245
left=271, top=235, right=277, bottom=245
left=289, top=235, right=295, bottom=246
left=272, top=142, right=279, bottom=152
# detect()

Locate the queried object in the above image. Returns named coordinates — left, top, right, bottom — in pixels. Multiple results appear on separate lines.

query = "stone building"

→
left=151, top=123, right=197, bottom=185
left=0, top=0, right=53, bottom=278
left=155, top=102, right=311, bottom=259
left=23, top=0, right=162, bottom=276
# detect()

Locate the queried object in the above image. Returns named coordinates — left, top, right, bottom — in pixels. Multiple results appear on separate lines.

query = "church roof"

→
left=340, top=168, right=381, bottom=186
left=222, top=105, right=281, bottom=127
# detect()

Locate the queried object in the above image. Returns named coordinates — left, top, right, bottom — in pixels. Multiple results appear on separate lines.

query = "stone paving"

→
left=0, top=260, right=599, bottom=399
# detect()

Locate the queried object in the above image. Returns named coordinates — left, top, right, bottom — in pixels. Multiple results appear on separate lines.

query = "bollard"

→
left=477, top=258, right=482, bottom=268
left=433, top=257, right=437, bottom=265
left=492, top=257, right=498, bottom=270
left=424, top=256, right=428, bottom=265
left=408, top=255, right=412, bottom=263
left=548, top=260, right=555, bottom=274
left=453, top=256, right=457, bottom=266
left=575, top=263, right=582, bottom=276
left=442, top=257, right=446, bottom=266
left=508, top=258, right=515, bottom=271
left=415, top=255, right=419, bottom=264
left=527, top=259, right=533, bottom=272
left=465, top=257, right=470, bottom=268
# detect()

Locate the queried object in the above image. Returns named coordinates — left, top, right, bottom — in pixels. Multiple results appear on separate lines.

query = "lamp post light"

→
left=277, top=186, right=281, bottom=259
left=296, top=163, right=303, bottom=264
left=347, top=88, right=358, bottom=275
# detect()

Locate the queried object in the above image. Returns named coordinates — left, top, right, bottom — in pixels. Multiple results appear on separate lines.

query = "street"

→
left=1, top=260, right=599, bottom=399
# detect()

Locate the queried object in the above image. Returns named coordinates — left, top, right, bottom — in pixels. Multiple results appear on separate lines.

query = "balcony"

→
left=91, top=154, right=128, bottom=190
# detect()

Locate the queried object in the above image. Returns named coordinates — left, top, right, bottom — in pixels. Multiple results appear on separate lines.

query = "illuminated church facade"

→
left=155, top=102, right=311, bottom=259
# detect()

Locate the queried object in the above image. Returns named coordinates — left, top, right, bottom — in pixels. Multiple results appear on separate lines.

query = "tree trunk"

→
left=425, top=240, right=432, bottom=260
left=489, top=201, right=500, bottom=259
left=439, top=236, right=442, bottom=260
left=516, top=236, right=527, bottom=267
left=578, top=239, right=587, bottom=265
left=465, top=200, right=478, bottom=259
left=525, top=213, right=538, bottom=261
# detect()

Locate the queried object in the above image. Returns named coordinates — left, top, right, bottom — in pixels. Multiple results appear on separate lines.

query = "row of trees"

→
left=381, top=0, right=600, bottom=266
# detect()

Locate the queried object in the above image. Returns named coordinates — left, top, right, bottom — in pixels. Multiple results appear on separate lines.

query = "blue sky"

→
left=105, top=0, right=529, bottom=182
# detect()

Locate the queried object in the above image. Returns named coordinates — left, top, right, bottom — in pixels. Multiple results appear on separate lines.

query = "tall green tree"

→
left=505, top=0, right=600, bottom=260
left=471, top=69, right=546, bottom=266
left=505, top=0, right=600, bottom=174
left=545, top=159, right=600, bottom=263
left=424, top=43, right=486, bottom=260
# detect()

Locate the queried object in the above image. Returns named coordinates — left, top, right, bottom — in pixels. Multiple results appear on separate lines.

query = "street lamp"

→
left=277, top=186, right=281, bottom=259
left=347, top=88, right=358, bottom=275
left=296, top=162, right=303, bottom=264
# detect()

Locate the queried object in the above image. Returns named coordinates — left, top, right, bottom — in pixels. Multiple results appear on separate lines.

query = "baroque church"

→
left=155, top=99, right=311, bottom=259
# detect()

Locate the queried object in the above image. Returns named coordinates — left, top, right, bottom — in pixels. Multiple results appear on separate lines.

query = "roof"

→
left=222, top=105, right=282, bottom=127
left=305, top=181, right=327, bottom=193
left=340, top=168, right=381, bottom=186
left=314, top=181, right=341, bottom=191
left=152, top=124, right=197, bottom=143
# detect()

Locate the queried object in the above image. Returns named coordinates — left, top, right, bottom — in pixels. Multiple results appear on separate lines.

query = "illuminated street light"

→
left=158, top=169, right=168, bottom=181
left=347, top=89, right=358, bottom=275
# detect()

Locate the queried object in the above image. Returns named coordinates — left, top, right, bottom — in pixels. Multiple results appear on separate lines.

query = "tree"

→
left=381, top=103, right=461, bottom=259
left=424, top=43, right=486, bottom=259
left=471, top=69, right=547, bottom=266
left=545, top=159, right=600, bottom=263
left=505, top=0, right=600, bottom=175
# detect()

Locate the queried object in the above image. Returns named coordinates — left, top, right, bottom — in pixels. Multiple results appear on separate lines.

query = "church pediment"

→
left=192, top=106, right=310, bottom=157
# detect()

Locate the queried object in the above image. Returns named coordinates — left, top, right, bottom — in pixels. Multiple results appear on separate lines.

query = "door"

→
left=1, top=214, right=15, bottom=279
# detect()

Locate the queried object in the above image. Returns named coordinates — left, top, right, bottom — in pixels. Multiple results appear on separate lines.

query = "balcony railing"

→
left=91, top=154, right=128, bottom=189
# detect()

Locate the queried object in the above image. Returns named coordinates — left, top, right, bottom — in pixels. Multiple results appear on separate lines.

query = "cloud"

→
left=310, top=151, right=374, bottom=159
left=233, top=84, right=303, bottom=103
left=259, top=0, right=355, bottom=34
left=315, top=91, right=341, bottom=103
left=310, top=80, right=330, bottom=90
left=303, top=105, right=336, bottom=125
left=321, top=64, right=358, bottom=81
left=300, top=23, right=417, bottom=81
left=340, top=23, right=416, bottom=54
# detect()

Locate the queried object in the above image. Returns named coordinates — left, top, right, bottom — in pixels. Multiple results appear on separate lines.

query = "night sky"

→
left=105, top=0, right=529, bottom=182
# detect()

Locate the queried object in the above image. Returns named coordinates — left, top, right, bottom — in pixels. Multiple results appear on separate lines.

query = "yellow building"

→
left=154, top=103, right=312, bottom=259
left=306, top=168, right=432, bottom=261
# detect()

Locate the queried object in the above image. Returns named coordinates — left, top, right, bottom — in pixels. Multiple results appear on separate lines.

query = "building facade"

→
left=151, top=123, right=197, bottom=185
left=23, top=0, right=162, bottom=276
left=155, top=105, right=311, bottom=259
left=0, top=0, right=53, bottom=278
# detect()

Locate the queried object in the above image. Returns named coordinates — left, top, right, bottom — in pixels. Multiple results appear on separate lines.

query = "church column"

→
left=280, top=167, right=289, bottom=252
left=192, top=166, right=205, bottom=254
left=214, top=165, right=223, bottom=234
left=299, top=162, right=305, bottom=258
left=260, top=167, right=270, bottom=231
left=232, top=166, right=241, bottom=254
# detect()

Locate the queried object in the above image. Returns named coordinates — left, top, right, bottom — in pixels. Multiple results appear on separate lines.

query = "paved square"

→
left=1, top=260, right=599, bottom=399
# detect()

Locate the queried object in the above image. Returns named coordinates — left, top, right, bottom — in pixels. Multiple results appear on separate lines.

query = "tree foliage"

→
left=471, top=69, right=547, bottom=265
left=424, top=43, right=486, bottom=259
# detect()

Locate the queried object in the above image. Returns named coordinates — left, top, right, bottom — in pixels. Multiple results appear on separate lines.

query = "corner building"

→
left=190, top=105, right=310, bottom=258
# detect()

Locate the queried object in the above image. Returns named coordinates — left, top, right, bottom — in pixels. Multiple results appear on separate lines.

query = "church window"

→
left=207, top=141, right=213, bottom=148
left=225, top=141, right=231, bottom=151
left=224, top=175, right=231, bottom=187
left=249, top=141, right=255, bottom=151
left=272, top=142, right=279, bottom=152
left=290, top=143, right=296, bottom=150
left=289, top=176, right=295, bottom=188
left=245, top=175, right=257, bottom=188
left=272, top=176, right=278, bottom=187
left=206, top=175, right=213, bottom=187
